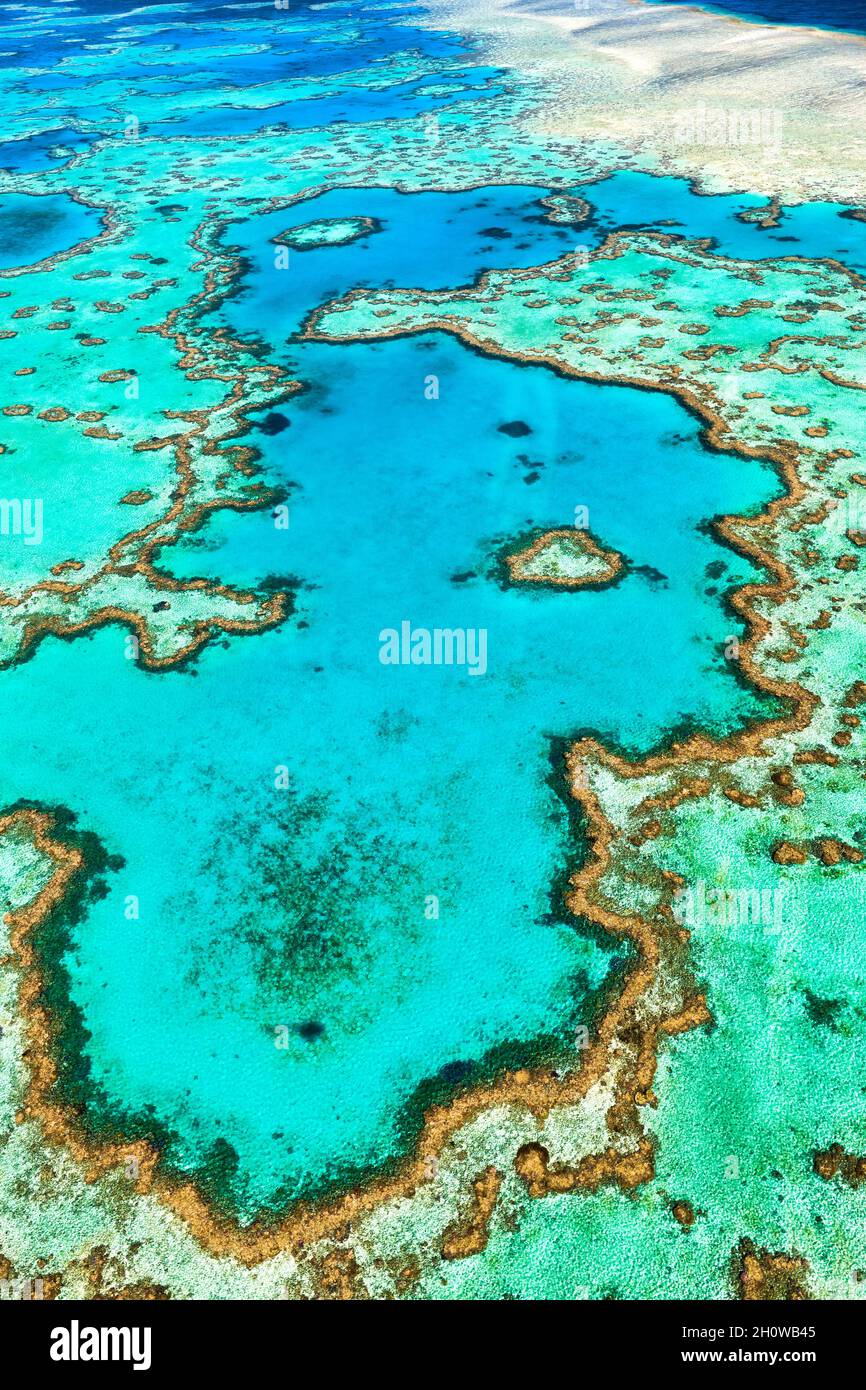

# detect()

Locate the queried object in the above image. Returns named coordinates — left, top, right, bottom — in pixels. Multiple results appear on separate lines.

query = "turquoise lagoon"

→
left=3, top=325, right=777, bottom=1218
left=0, top=189, right=102, bottom=269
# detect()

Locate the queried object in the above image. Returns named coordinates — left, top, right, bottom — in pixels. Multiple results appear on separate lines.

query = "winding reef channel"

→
left=1, top=0, right=866, bottom=1300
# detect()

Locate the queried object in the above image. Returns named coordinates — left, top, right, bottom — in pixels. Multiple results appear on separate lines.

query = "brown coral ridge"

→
left=671, top=1199, right=696, bottom=1228
left=2, top=765, right=707, bottom=1268
left=271, top=215, right=381, bottom=251
left=79, top=1246, right=170, bottom=1301
left=0, top=1248, right=61, bottom=1300
left=440, top=1166, right=503, bottom=1260
left=502, top=527, right=624, bottom=590
left=813, top=1142, right=866, bottom=1189
left=735, top=1239, right=812, bottom=1301
left=736, top=198, right=783, bottom=232
left=0, top=210, right=301, bottom=672
left=514, top=1139, right=654, bottom=1197
left=772, top=838, right=862, bottom=867
left=313, top=1247, right=369, bottom=1301
left=1, top=806, right=166, bottom=1192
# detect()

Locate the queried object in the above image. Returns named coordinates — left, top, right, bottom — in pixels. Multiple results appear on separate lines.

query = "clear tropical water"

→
left=0, top=190, right=101, bottom=268
left=2, top=0, right=866, bottom=1288
left=650, top=0, right=866, bottom=34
